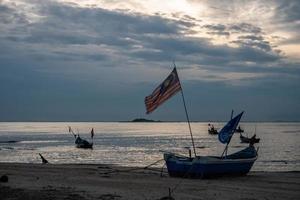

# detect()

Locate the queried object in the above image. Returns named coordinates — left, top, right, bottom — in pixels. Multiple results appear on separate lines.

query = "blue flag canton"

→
left=158, top=68, right=179, bottom=96
left=145, top=67, right=181, bottom=114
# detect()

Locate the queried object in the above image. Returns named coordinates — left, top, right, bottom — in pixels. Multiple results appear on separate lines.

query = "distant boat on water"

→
left=68, top=127, right=94, bottom=149
left=208, top=123, right=218, bottom=135
left=131, top=118, right=161, bottom=122
left=75, top=136, right=93, bottom=149
left=144, top=66, right=258, bottom=178
left=240, top=133, right=260, bottom=144
left=0, top=140, right=19, bottom=144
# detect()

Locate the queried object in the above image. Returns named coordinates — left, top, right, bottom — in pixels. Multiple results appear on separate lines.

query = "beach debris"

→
left=0, top=175, right=8, bottom=182
left=39, top=153, right=49, bottom=164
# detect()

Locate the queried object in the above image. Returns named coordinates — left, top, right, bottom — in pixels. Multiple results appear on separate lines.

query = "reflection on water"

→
left=0, top=122, right=299, bottom=171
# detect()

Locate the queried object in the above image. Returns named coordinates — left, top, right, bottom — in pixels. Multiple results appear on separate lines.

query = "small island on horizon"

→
left=131, top=118, right=161, bottom=122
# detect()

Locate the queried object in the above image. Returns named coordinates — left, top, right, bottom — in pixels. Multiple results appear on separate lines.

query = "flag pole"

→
left=174, top=62, right=197, bottom=157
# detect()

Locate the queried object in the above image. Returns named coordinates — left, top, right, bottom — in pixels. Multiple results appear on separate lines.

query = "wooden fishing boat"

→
left=144, top=66, right=258, bottom=179
left=164, top=112, right=258, bottom=178
left=164, top=146, right=257, bottom=178
left=75, top=136, right=93, bottom=149
left=240, top=133, right=260, bottom=144
left=68, top=127, right=94, bottom=149
left=208, top=125, right=218, bottom=135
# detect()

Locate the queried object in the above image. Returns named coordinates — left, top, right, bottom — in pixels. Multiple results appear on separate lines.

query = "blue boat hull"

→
left=164, top=147, right=257, bottom=178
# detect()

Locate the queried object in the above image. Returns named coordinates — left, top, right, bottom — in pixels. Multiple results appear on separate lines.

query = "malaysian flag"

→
left=145, top=67, right=182, bottom=114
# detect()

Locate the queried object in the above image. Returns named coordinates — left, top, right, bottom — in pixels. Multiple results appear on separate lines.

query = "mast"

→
left=221, top=136, right=231, bottom=158
left=174, top=62, right=197, bottom=157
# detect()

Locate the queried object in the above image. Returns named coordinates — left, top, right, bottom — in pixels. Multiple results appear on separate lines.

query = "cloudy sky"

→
left=0, top=0, right=299, bottom=121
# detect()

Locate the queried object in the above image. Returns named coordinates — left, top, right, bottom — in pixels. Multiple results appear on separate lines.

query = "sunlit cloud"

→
left=47, top=0, right=300, bottom=62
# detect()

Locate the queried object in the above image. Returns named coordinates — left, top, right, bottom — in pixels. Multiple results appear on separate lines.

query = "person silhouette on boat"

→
left=249, top=134, right=257, bottom=147
left=208, top=123, right=214, bottom=130
left=211, top=125, right=215, bottom=131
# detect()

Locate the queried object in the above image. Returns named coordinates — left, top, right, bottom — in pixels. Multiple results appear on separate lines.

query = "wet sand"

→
left=0, top=163, right=299, bottom=200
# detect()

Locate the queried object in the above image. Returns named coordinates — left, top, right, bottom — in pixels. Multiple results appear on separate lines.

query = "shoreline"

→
left=1, top=163, right=299, bottom=200
left=0, top=162, right=299, bottom=173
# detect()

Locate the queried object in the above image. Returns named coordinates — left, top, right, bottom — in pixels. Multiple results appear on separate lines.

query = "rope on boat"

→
left=98, top=159, right=165, bottom=175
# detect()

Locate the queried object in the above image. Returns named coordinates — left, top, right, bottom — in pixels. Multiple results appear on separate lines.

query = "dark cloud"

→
left=229, top=23, right=262, bottom=34
left=182, top=14, right=199, bottom=22
left=41, top=3, right=183, bottom=35
left=203, top=24, right=229, bottom=36
left=0, top=0, right=299, bottom=121
left=1, top=2, right=187, bottom=45
left=203, top=23, right=278, bottom=58
left=207, top=31, right=230, bottom=36
left=275, top=0, right=300, bottom=23
left=0, top=1, right=282, bottom=65
left=231, top=38, right=272, bottom=52
left=0, top=4, right=29, bottom=24
left=203, top=24, right=226, bottom=31
left=202, top=22, right=264, bottom=37
left=238, top=35, right=264, bottom=41
left=129, top=33, right=280, bottom=65
left=170, top=13, right=198, bottom=28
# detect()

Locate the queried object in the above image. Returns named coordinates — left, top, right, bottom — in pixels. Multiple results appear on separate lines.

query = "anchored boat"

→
left=164, top=147, right=257, bottom=178
left=75, top=136, right=93, bottom=149
left=208, top=124, right=218, bottom=135
left=68, top=126, right=94, bottom=149
left=164, top=112, right=258, bottom=178
left=240, top=133, right=260, bottom=144
left=144, top=66, right=258, bottom=178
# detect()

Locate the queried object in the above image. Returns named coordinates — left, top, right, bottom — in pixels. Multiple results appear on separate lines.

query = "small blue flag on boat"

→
left=145, top=67, right=181, bottom=114
left=218, top=111, right=244, bottom=144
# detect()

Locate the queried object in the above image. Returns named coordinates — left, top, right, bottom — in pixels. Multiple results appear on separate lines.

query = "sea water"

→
left=0, top=122, right=299, bottom=171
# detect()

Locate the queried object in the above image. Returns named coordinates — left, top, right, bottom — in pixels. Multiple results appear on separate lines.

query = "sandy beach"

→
left=0, top=163, right=299, bottom=200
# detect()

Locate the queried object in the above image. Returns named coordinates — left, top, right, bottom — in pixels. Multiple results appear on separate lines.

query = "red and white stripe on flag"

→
left=145, top=67, right=181, bottom=114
